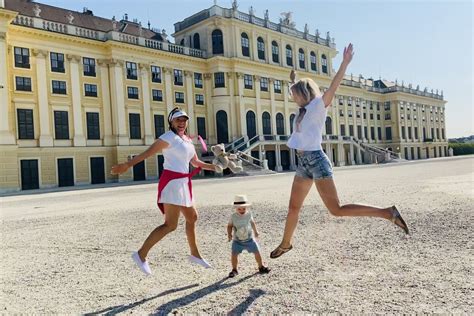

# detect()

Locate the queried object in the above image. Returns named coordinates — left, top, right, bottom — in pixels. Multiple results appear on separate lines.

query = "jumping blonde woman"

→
left=270, top=43, right=409, bottom=259
left=111, top=107, right=218, bottom=275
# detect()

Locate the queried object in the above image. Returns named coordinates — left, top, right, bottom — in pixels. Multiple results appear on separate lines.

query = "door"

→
left=280, top=150, right=290, bottom=170
left=58, top=158, right=74, bottom=187
left=90, top=157, right=105, bottom=184
left=266, top=150, right=276, bottom=171
left=157, top=155, right=164, bottom=178
left=133, top=161, right=146, bottom=181
left=21, top=159, right=39, bottom=190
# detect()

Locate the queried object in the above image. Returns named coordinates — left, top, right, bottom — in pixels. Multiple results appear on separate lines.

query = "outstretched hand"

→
left=342, top=43, right=354, bottom=66
left=110, top=163, right=129, bottom=175
left=290, top=69, right=296, bottom=83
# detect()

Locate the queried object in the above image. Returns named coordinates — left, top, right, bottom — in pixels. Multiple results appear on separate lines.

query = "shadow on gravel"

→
left=84, top=283, right=199, bottom=315
left=227, top=288, right=266, bottom=315
left=153, top=273, right=258, bottom=315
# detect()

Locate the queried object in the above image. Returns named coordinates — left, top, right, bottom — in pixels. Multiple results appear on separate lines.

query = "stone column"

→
left=349, top=143, right=355, bottom=165
left=326, top=143, right=333, bottom=162
left=235, top=72, right=245, bottom=139
left=289, top=148, right=296, bottom=170
left=67, top=54, right=86, bottom=146
left=140, top=63, right=154, bottom=145
left=282, top=80, right=291, bottom=136
left=108, top=59, right=129, bottom=145
left=163, top=67, right=174, bottom=115
left=33, top=49, right=53, bottom=147
left=254, top=75, right=261, bottom=138
left=97, top=59, right=114, bottom=145
left=269, top=77, right=277, bottom=135
left=203, top=73, right=215, bottom=143
left=0, top=32, right=15, bottom=144
left=275, top=144, right=282, bottom=171
left=184, top=70, right=196, bottom=137
left=337, top=142, right=345, bottom=166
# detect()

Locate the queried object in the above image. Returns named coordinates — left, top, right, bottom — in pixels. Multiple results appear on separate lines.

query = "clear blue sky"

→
left=41, top=0, right=473, bottom=138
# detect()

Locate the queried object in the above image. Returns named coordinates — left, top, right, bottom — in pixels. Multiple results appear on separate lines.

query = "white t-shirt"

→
left=287, top=96, right=327, bottom=151
left=158, top=131, right=197, bottom=207
left=159, top=131, right=196, bottom=173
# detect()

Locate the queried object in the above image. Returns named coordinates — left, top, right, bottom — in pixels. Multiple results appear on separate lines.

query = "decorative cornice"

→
left=139, top=62, right=150, bottom=71
left=162, top=67, right=172, bottom=74
left=235, top=72, right=244, bottom=78
left=184, top=70, right=192, bottom=77
left=97, top=58, right=109, bottom=66
left=109, top=58, right=124, bottom=67
left=203, top=73, right=212, bottom=80
left=268, top=78, right=274, bottom=83
left=0, top=32, right=6, bottom=40
left=66, top=54, right=81, bottom=63
left=32, top=48, right=48, bottom=58
left=226, top=71, right=234, bottom=78
left=254, top=75, right=261, bottom=82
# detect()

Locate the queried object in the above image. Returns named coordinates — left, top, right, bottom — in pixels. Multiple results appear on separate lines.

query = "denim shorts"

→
left=295, top=150, right=333, bottom=180
left=231, top=238, right=260, bottom=254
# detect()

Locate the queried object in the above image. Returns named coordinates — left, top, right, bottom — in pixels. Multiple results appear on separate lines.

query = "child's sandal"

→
left=228, top=269, right=238, bottom=278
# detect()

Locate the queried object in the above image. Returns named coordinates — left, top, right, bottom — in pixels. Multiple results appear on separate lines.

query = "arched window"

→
left=321, top=54, right=328, bottom=74
left=276, top=113, right=285, bottom=135
left=216, top=110, right=229, bottom=143
left=246, top=111, right=257, bottom=139
left=193, top=33, right=200, bottom=49
left=286, top=45, right=293, bottom=66
left=212, top=29, right=224, bottom=55
left=241, top=32, right=250, bottom=57
left=262, top=112, right=271, bottom=139
left=271, top=41, right=279, bottom=63
left=289, top=113, right=296, bottom=134
left=298, top=48, right=305, bottom=69
left=180, top=38, right=185, bottom=46
left=325, top=116, right=332, bottom=135
left=257, top=37, right=265, bottom=60
left=310, top=51, right=317, bottom=71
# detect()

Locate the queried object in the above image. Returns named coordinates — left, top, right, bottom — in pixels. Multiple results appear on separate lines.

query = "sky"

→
left=39, top=0, right=473, bottom=138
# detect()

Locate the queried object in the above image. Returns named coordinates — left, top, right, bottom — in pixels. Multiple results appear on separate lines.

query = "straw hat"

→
left=233, top=194, right=251, bottom=207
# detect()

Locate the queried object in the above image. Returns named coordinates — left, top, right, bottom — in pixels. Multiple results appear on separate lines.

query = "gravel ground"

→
left=1, top=156, right=473, bottom=314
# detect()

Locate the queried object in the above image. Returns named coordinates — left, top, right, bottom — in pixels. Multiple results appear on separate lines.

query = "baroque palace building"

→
left=0, top=0, right=448, bottom=192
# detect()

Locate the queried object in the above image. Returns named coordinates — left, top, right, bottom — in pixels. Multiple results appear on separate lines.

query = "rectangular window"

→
left=152, top=89, right=163, bottom=101
left=357, top=125, right=362, bottom=138
left=384, top=101, right=391, bottom=111
left=377, top=114, right=381, bottom=120
left=442, top=129, right=445, bottom=139
left=244, top=74, right=253, bottom=89
left=14, top=47, right=30, bottom=68
left=385, top=113, right=391, bottom=120
left=175, top=91, right=185, bottom=103
left=385, top=127, right=392, bottom=140
left=214, top=72, right=225, bottom=88
left=126, top=61, right=138, bottom=80
left=197, top=117, right=206, bottom=139
left=17, top=109, right=34, bottom=139
left=348, top=110, right=353, bottom=118
left=52, top=80, right=67, bottom=94
left=194, top=72, right=203, bottom=88
left=408, top=127, right=412, bottom=139
left=364, top=126, right=368, bottom=139
left=83, top=57, right=96, bottom=76
left=339, top=109, right=344, bottom=117
left=356, top=111, right=361, bottom=118
left=349, top=125, right=354, bottom=136
left=339, top=98, right=344, bottom=106
left=370, top=113, right=374, bottom=120
left=15, top=76, right=32, bottom=91
left=50, top=52, right=65, bottom=73
left=174, top=69, right=183, bottom=86
left=377, top=127, right=382, bottom=140
left=129, top=113, right=141, bottom=139
left=415, top=127, right=419, bottom=139
left=340, top=124, right=346, bottom=136
left=127, top=87, right=139, bottom=99
left=260, top=77, right=269, bottom=91
left=84, top=84, right=98, bottom=97
left=402, top=127, right=406, bottom=139
left=154, top=114, right=165, bottom=139
left=370, top=127, right=375, bottom=140
left=363, top=113, right=367, bottom=119
left=195, top=94, right=204, bottom=105
left=86, top=112, right=100, bottom=140
left=376, top=102, right=380, bottom=111
left=151, top=66, right=162, bottom=83
left=54, top=111, right=69, bottom=139
left=274, top=80, right=282, bottom=93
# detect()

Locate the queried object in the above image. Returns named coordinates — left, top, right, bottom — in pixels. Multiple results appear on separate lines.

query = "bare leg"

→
left=137, top=204, right=180, bottom=261
left=279, top=176, right=314, bottom=248
left=181, top=206, right=202, bottom=258
left=315, top=178, right=392, bottom=218
left=231, top=254, right=238, bottom=270
left=254, top=251, right=264, bottom=268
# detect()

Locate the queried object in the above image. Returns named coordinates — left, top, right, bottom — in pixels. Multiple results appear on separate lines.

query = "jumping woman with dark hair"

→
left=111, top=107, right=218, bottom=275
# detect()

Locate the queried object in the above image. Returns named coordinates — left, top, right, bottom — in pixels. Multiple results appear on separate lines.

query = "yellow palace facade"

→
left=0, top=0, right=448, bottom=193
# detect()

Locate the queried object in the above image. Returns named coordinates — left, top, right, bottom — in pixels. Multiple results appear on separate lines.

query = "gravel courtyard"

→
left=1, top=156, right=473, bottom=314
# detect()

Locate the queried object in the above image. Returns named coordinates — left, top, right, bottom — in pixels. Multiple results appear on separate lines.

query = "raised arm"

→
left=322, top=43, right=354, bottom=108
left=110, top=139, right=169, bottom=175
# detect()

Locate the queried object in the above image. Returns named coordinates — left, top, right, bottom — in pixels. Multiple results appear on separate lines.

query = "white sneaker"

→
left=188, top=255, right=212, bottom=268
left=132, top=252, right=152, bottom=275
